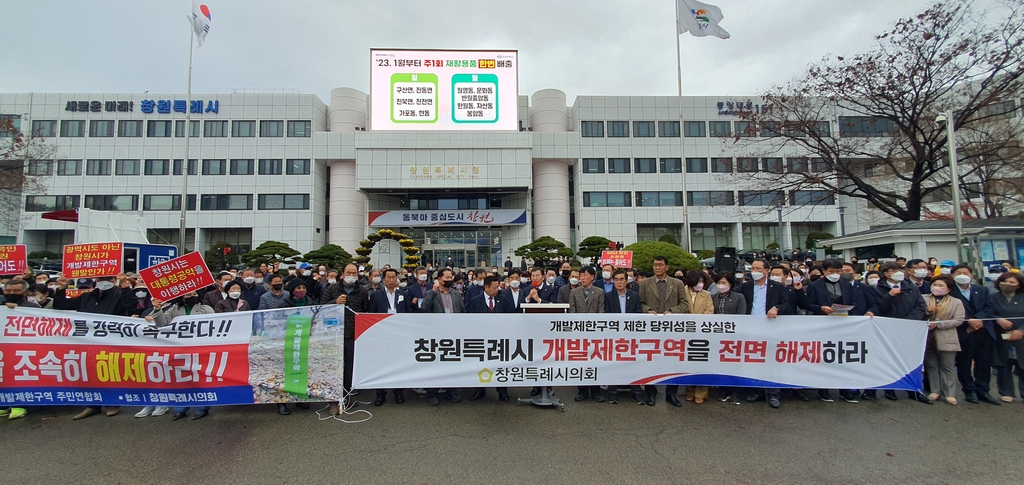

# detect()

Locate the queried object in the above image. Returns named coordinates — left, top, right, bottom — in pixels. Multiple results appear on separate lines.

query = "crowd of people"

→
left=2, top=253, right=1023, bottom=422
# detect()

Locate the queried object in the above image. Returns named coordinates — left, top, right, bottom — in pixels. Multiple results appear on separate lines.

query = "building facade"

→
left=1, top=88, right=874, bottom=268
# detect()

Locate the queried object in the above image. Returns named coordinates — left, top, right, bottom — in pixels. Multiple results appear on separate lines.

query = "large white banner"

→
left=354, top=314, right=927, bottom=390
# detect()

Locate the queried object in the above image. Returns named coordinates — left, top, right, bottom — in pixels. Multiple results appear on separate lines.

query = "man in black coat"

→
left=523, top=266, right=558, bottom=304
left=367, top=268, right=412, bottom=406
left=604, top=269, right=644, bottom=405
left=864, top=262, right=929, bottom=402
left=320, top=263, right=369, bottom=395
left=950, top=264, right=999, bottom=405
left=739, top=259, right=788, bottom=409
left=467, top=275, right=514, bottom=402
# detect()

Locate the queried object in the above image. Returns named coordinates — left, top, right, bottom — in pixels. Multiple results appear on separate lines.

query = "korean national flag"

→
left=190, top=2, right=213, bottom=47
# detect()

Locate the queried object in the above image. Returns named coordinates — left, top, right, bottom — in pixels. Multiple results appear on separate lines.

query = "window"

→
left=144, top=159, right=170, bottom=176
left=115, top=159, right=140, bottom=175
left=636, top=191, right=683, bottom=207
left=734, top=121, right=754, bottom=137
left=790, top=190, right=835, bottom=205
left=57, top=159, right=82, bottom=176
left=687, top=191, right=735, bottom=206
left=258, top=194, right=310, bottom=210
left=737, top=157, right=759, bottom=173
left=608, top=158, right=630, bottom=173
left=685, top=158, right=708, bottom=173
left=202, top=159, right=226, bottom=175
left=810, top=158, right=830, bottom=173
left=259, top=159, right=283, bottom=175
left=287, top=120, right=311, bottom=137
left=788, top=157, right=808, bottom=173
left=89, top=120, right=114, bottom=137
left=84, top=195, right=138, bottom=211
left=743, top=224, right=780, bottom=251
left=0, top=115, right=21, bottom=137
left=709, top=121, right=731, bottom=137
left=921, top=187, right=952, bottom=204
left=86, top=159, right=111, bottom=176
left=286, top=159, right=310, bottom=175
left=811, top=121, right=831, bottom=137
left=200, top=194, right=253, bottom=210
left=711, top=157, right=733, bottom=173
left=145, top=120, right=171, bottom=138
left=173, top=159, right=198, bottom=176
left=60, top=120, right=85, bottom=137
left=638, top=224, right=682, bottom=244
left=260, top=120, right=284, bottom=137
left=633, top=121, right=654, bottom=137
left=583, top=192, right=631, bottom=207
left=581, top=158, right=605, bottom=173
left=763, top=157, right=784, bottom=173
left=175, top=120, right=200, bottom=137
left=204, top=120, right=228, bottom=137
left=634, top=158, right=657, bottom=173
left=684, top=121, right=706, bottom=137
left=25, top=195, right=79, bottom=212
left=739, top=190, right=784, bottom=206
left=229, top=159, right=254, bottom=175
left=26, top=160, right=52, bottom=176
left=117, top=120, right=142, bottom=137
left=31, top=120, right=57, bottom=137
left=839, top=116, right=896, bottom=137
left=143, top=195, right=196, bottom=211
left=658, top=121, right=680, bottom=137
left=761, top=121, right=779, bottom=137
left=232, top=120, right=256, bottom=137
left=690, top=224, right=734, bottom=252
left=608, top=121, right=629, bottom=137
left=975, top=100, right=1017, bottom=121
left=660, top=158, right=681, bottom=173
left=581, top=121, right=604, bottom=137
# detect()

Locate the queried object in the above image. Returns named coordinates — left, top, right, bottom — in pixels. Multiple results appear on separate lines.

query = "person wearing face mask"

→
left=936, top=260, right=956, bottom=277
left=367, top=268, right=412, bottom=405
left=986, top=272, right=1024, bottom=403
left=295, top=263, right=322, bottom=302
left=504, top=256, right=514, bottom=272
left=202, top=271, right=236, bottom=309
left=398, top=275, right=409, bottom=290
left=769, top=266, right=802, bottom=316
left=258, top=275, right=290, bottom=310
left=524, top=267, right=557, bottom=304
left=500, top=269, right=528, bottom=310
left=555, top=262, right=573, bottom=287
left=556, top=269, right=581, bottom=304
left=921, top=275, right=965, bottom=405
left=147, top=291, right=215, bottom=420
left=545, top=267, right=560, bottom=288
left=238, top=269, right=266, bottom=311
left=405, top=267, right=431, bottom=311
left=421, top=268, right=466, bottom=405
left=214, top=281, right=251, bottom=313
left=54, top=273, right=135, bottom=420
left=864, top=270, right=882, bottom=288
left=603, top=269, right=643, bottom=404
left=275, top=278, right=318, bottom=415
left=462, top=268, right=485, bottom=304
left=863, top=262, right=929, bottom=403
left=26, top=283, right=54, bottom=309
left=807, top=266, right=823, bottom=283
left=320, top=269, right=339, bottom=291
left=366, top=269, right=383, bottom=296
left=1, top=279, right=40, bottom=420
left=569, top=267, right=607, bottom=403
left=711, top=271, right=747, bottom=405
left=739, top=259, right=789, bottom=409
left=948, top=265, right=998, bottom=405
left=128, top=285, right=154, bottom=318
left=905, top=259, right=932, bottom=294
left=682, top=270, right=713, bottom=404
left=594, top=264, right=615, bottom=293
left=320, top=263, right=368, bottom=414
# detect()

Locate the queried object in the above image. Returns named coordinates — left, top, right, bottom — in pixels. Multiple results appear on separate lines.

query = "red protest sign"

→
left=0, top=245, right=27, bottom=275
left=62, top=242, right=123, bottom=279
left=138, top=251, right=215, bottom=301
left=600, top=250, right=633, bottom=269
left=64, top=288, right=92, bottom=298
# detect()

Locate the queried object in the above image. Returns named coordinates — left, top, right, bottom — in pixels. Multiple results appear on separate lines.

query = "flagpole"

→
left=179, top=25, right=194, bottom=255
left=675, top=1, right=692, bottom=253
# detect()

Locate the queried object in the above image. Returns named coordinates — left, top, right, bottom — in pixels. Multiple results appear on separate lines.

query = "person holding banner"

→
left=922, top=275, right=965, bottom=405
left=713, top=271, right=747, bottom=405
left=1, top=279, right=40, bottom=420
left=421, top=268, right=465, bottom=405
left=146, top=292, right=216, bottom=420
left=467, top=275, right=514, bottom=402
left=740, top=259, right=789, bottom=409
left=949, top=264, right=999, bottom=405
left=683, top=270, right=714, bottom=404
left=368, top=268, right=412, bottom=406
left=604, top=269, right=644, bottom=405
left=638, top=256, right=690, bottom=407
left=864, top=262, right=929, bottom=402
left=989, top=271, right=1024, bottom=403
left=570, top=266, right=607, bottom=403
left=54, top=273, right=135, bottom=419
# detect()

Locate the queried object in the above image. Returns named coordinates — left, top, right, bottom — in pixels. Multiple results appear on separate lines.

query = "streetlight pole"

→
left=942, top=110, right=964, bottom=263
left=837, top=205, right=846, bottom=236
left=776, top=202, right=785, bottom=257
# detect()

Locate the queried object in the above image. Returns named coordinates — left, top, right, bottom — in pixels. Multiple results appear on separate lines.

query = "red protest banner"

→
left=0, top=245, right=27, bottom=275
left=62, top=242, right=123, bottom=279
left=138, top=251, right=215, bottom=301
left=64, top=288, right=92, bottom=298
left=600, top=250, right=633, bottom=269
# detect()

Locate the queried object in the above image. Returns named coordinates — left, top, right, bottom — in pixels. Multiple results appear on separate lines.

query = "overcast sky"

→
left=0, top=0, right=1001, bottom=103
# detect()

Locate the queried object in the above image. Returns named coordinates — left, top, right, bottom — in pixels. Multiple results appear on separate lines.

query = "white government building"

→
left=2, top=85, right=922, bottom=269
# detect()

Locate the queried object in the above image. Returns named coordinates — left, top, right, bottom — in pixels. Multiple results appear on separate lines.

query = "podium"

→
left=517, top=303, right=568, bottom=411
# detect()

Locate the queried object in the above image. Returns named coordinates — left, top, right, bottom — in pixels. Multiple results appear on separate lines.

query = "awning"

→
left=41, top=209, right=78, bottom=222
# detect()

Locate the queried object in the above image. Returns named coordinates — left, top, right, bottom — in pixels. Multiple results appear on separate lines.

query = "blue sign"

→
left=140, top=99, right=219, bottom=114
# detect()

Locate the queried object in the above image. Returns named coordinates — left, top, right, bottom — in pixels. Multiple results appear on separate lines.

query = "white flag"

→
left=190, top=2, right=212, bottom=47
left=676, top=0, right=730, bottom=39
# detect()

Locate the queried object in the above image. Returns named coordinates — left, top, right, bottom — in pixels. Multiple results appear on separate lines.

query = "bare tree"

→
left=0, top=116, right=57, bottom=236
left=729, top=0, right=1024, bottom=222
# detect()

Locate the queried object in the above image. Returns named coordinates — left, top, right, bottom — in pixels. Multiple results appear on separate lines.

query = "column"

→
left=328, top=160, right=364, bottom=253
left=530, top=89, right=571, bottom=245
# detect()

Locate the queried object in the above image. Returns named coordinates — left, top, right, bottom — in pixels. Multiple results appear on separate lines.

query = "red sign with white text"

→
left=138, top=251, right=215, bottom=301
left=600, top=250, right=633, bottom=269
left=0, top=245, right=27, bottom=275
left=62, top=243, right=123, bottom=279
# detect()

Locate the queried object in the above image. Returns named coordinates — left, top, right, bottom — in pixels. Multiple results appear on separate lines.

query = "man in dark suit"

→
left=368, top=268, right=412, bottom=406
left=467, top=275, right=514, bottom=402
left=463, top=268, right=485, bottom=304
left=569, top=267, right=606, bottom=402
left=499, top=268, right=528, bottom=311
left=523, top=266, right=558, bottom=304
left=605, top=269, right=644, bottom=405
left=864, top=262, right=930, bottom=402
left=420, top=268, right=464, bottom=405
left=405, top=266, right=431, bottom=312
left=950, top=264, right=999, bottom=405
left=740, top=258, right=789, bottom=409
